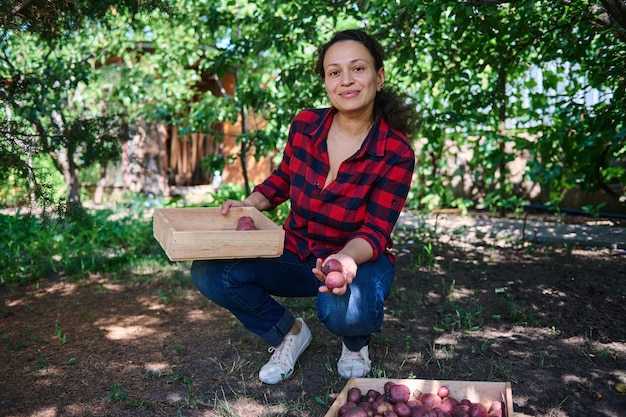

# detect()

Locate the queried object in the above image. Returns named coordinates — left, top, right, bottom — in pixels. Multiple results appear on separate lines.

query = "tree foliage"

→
left=1, top=0, right=625, bottom=213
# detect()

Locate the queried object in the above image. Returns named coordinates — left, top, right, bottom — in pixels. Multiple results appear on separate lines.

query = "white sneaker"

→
left=258, top=318, right=312, bottom=384
left=337, top=343, right=371, bottom=378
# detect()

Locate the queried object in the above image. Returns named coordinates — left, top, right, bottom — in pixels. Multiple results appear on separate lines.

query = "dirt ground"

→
left=1, top=211, right=625, bottom=417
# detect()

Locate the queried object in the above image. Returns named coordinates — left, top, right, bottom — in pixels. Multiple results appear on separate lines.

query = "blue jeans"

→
left=190, top=249, right=395, bottom=351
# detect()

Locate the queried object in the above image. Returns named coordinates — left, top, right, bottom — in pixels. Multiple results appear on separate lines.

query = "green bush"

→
left=0, top=208, right=165, bottom=285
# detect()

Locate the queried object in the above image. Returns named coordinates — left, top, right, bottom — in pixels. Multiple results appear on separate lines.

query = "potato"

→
left=419, top=393, right=442, bottom=408
left=393, top=401, right=412, bottom=417
left=357, top=400, right=372, bottom=411
left=384, top=381, right=397, bottom=393
left=366, top=389, right=382, bottom=402
left=480, top=400, right=492, bottom=412
left=236, top=216, right=257, bottom=230
left=467, top=403, right=488, bottom=417
left=387, top=383, right=411, bottom=404
left=488, top=401, right=502, bottom=412
left=348, top=387, right=362, bottom=404
left=406, top=399, right=423, bottom=408
left=487, top=410, right=502, bottom=417
left=322, top=258, right=343, bottom=274
left=437, top=386, right=450, bottom=399
left=372, top=399, right=394, bottom=415
left=439, top=397, right=459, bottom=413
left=325, top=271, right=346, bottom=289
left=342, top=405, right=369, bottom=417
left=339, top=401, right=358, bottom=416
left=451, top=404, right=469, bottom=417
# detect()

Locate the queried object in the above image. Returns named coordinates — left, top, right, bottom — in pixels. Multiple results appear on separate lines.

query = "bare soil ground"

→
left=1, top=211, right=625, bottom=417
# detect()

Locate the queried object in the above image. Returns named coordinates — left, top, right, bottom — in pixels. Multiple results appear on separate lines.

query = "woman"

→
left=191, top=29, right=417, bottom=384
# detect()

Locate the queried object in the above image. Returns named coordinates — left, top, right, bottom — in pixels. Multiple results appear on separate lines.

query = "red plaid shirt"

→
left=254, top=107, right=415, bottom=263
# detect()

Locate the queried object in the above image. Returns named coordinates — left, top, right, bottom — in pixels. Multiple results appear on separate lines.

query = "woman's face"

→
left=322, top=40, right=385, bottom=117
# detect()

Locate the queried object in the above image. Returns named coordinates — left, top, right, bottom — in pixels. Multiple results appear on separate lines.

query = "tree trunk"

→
left=497, top=66, right=508, bottom=217
left=55, top=147, right=82, bottom=206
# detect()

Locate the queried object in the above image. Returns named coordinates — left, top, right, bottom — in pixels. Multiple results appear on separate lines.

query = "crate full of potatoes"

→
left=324, top=377, right=514, bottom=417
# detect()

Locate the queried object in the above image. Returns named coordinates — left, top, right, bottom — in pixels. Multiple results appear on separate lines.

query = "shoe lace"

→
left=267, top=337, right=294, bottom=365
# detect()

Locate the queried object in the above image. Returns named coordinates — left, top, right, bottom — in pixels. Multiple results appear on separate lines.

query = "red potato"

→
left=387, top=384, right=411, bottom=404
left=407, top=399, right=423, bottom=408
left=451, top=404, right=469, bottom=417
left=373, top=399, right=394, bottom=415
left=420, top=393, right=442, bottom=408
left=439, top=397, right=459, bottom=413
left=322, top=258, right=343, bottom=274
left=338, top=401, right=358, bottom=416
left=325, top=271, right=347, bottom=289
left=437, top=386, right=450, bottom=399
left=487, top=410, right=502, bottom=417
left=488, top=401, right=502, bottom=412
left=393, top=401, right=412, bottom=417
left=480, top=400, right=492, bottom=412
left=341, top=405, right=369, bottom=417
left=348, top=387, right=363, bottom=404
left=410, top=405, right=432, bottom=417
left=357, top=401, right=372, bottom=411
left=367, top=389, right=382, bottom=402
left=384, top=381, right=397, bottom=393
left=467, top=403, right=488, bottom=417
left=236, top=216, right=257, bottom=230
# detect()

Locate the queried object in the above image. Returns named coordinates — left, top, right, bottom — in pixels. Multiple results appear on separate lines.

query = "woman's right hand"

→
left=221, top=199, right=246, bottom=215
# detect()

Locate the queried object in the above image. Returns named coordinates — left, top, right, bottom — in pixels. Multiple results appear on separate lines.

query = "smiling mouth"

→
left=340, top=90, right=359, bottom=98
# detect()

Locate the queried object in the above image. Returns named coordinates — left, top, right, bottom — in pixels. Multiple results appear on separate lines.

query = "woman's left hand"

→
left=313, top=254, right=357, bottom=296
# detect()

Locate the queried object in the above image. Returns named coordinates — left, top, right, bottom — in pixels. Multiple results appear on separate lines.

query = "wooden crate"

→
left=324, top=377, right=514, bottom=417
left=153, top=207, right=284, bottom=261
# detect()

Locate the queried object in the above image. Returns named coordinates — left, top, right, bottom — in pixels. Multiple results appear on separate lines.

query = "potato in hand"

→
left=322, top=258, right=342, bottom=274
left=324, top=270, right=346, bottom=289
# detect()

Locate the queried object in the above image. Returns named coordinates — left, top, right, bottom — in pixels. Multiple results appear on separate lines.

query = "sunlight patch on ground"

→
left=35, top=367, right=61, bottom=378
left=145, top=362, right=170, bottom=376
left=209, top=397, right=288, bottom=417
left=136, top=295, right=171, bottom=311
left=41, top=281, right=78, bottom=297
left=28, top=406, right=57, bottom=417
left=5, top=298, right=26, bottom=307
left=187, top=309, right=212, bottom=322
left=167, top=391, right=184, bottom=402
left=96, top=315, right=162, bottom=340
left=434, top=333, right=457, bottom=346
left=100, top=282, right=125, bottom=292
left=562, top=373, right=587, bottom=385
left=449, top=286, right=475, bottom=301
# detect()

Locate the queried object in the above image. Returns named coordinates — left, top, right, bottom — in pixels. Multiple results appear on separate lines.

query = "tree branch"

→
left=12, top=0, right=35, bottom=15
left=600, top=0, right=626, bottom=32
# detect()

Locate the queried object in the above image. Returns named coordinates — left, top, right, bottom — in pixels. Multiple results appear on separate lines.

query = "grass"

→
left=0, top=200, right=170, bottom=285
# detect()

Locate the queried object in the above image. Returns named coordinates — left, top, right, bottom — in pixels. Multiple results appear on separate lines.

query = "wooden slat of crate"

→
left=324, top=377, right=514, bottom=417
left=153, top=207, right=284, bottom=261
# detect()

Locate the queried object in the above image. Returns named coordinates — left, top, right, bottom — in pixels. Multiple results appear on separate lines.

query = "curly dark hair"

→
left=314, top=29, right=419, bottom=138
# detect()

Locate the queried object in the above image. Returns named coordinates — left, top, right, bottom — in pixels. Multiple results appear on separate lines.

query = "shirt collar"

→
left=307, top=107, right=387, bottom=158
